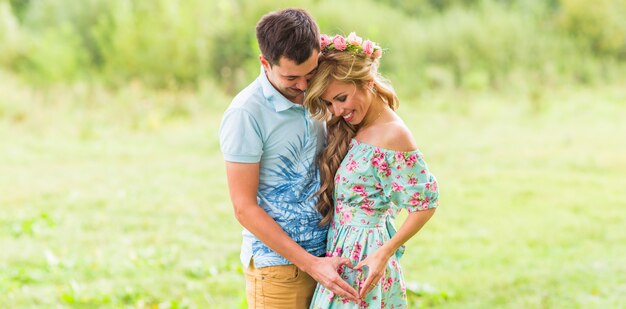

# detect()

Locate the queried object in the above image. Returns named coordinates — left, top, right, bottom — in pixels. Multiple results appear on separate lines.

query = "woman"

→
left=304, top=33, right=439, bottom=308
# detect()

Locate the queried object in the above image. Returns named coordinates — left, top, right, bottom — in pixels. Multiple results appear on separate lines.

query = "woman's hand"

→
left=353, top=249, right=391, bottom=298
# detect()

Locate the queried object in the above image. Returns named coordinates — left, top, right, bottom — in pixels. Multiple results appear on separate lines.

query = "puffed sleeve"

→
left=219, top=107, right=264, bottom=163
left=375, top=149, right=439, bottom=212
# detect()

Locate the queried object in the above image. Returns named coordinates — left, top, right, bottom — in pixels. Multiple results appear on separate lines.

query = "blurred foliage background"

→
left=1, top=0, right=625, bottom=308
left=1, top=0, right=625, bottom=95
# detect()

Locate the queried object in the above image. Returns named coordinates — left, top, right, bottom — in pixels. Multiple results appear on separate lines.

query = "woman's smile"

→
left=343, top=111, right=355, bottom=122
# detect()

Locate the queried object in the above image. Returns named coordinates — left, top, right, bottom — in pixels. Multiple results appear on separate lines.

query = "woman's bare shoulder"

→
left=358, top=120, right=417, bottom=152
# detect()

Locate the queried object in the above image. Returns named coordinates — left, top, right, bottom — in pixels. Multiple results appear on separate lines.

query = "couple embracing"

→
left=219, top=8, right=439, bottom=309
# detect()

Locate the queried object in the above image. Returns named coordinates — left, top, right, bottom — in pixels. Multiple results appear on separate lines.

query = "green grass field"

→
left=1, top=78, right=625, bottom=308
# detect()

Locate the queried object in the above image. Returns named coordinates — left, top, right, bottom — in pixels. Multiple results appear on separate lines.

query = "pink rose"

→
left=378, top=162, right=391, bottom=177
left=382, top=276, right=393, bottom=292
left=430, top=180, right=438, bottom=191
left=371, top=156, right=384, bottom=167
left=351, top=242, right=362, bottom=261
left=395, top=151, right=405, bottom=163
left=422, top=197, right=431, bottom=209
left=346, top=160, right=358, bottom=172
left=409, top=192, right=422, bottom=206
left=391, top=182, right=404, bottom=192
left=342, top=210, right=352, bottom=223
left=360, top=204, right=374, bottom=215
left=408, top=177, right=418, bottom=185
left=335, top=202, right=343, bottom=213
left=352, top=184, right=367, bottom=196
left=332, top=34, right=347, bottom=51
left=346, top=32, right=363, bottom=45
left=362, top=40, right=374, bottom=56
left=359, top=299, right=370, bottom=308
left=372, top=48, right=382, bottom=59
left=406, top=154, right=418, bottom=167
left=320, top=34, right=331, bottom=49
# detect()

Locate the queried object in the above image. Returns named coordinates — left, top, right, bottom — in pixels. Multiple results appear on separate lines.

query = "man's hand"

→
left=304, top=256, right=360, bottom=302
left=226, top=162, right=358, bottom=302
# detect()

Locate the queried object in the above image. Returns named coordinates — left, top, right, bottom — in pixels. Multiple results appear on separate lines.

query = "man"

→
left=219, top=8, right=360, bottom=308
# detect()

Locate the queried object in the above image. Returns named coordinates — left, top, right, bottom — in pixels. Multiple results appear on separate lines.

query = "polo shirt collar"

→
left=258, top=66, right=303, bottom=112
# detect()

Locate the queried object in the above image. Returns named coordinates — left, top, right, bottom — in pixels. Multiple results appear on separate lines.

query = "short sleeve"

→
left=219, top=107, right=264, bottom=163
left=376, top=149, right=439, bottom=212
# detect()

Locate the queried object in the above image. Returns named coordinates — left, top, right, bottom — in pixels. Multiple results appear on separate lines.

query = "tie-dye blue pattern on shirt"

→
left=219, top=67, right=328, bottom=268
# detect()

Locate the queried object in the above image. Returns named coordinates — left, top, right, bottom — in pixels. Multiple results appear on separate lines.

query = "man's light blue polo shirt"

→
left=219, top=67, right=328, bottom=268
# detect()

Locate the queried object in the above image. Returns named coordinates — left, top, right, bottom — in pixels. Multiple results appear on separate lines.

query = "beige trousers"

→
left=245, top=260, right=317, bottom=309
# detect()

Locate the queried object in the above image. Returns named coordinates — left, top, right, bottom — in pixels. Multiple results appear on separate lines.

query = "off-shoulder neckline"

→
left=351, top=138, right=421, bottom=154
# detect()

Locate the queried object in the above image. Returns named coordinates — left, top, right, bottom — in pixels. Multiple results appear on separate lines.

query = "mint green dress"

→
left=309, top=139, right=439, bottom=309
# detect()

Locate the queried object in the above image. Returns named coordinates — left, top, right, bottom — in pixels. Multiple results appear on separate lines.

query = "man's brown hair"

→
left=256, top=8, right=320, bottom=66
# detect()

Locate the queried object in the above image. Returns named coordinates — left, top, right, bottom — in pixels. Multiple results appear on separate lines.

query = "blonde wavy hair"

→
left=304, top=49, right=399, bottom=226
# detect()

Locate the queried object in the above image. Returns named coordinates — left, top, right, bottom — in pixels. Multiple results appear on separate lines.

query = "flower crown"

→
left=320, top=32, right=382, bottom=59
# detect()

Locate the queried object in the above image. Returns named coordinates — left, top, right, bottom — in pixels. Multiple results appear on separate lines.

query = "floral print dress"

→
left=310, top=138, right=439, bottom=309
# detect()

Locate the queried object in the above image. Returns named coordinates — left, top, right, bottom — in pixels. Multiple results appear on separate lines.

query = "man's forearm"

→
left=234, top=202, right=316, bottom=270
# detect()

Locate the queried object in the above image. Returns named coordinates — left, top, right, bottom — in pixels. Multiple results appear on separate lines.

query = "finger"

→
left=360, top=279, right=371, bottom=298
left=331, top=258, right=352, bottom=272
left=333, top=278, right=360, bottom=302
left=353, top=261, right=363, bottom=270
left=329, top=257, right=342, bottom=267
left=327, top=282, right=348, bottom=301
left=354, top=258, right=371, bottom=271
left=339, top=257, right=354, bottom=268
left=360, top=281, right=376, bottom=298
left=360, top=275, right=379, bottom=298
left=330, top=285, right=358, bottom=302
